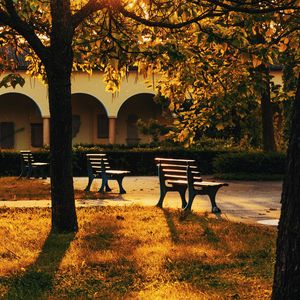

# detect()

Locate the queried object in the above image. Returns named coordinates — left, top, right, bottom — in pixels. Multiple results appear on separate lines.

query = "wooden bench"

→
left=84, top=153, right=130, bottom=194
left=155, top=157, right=228, bottom=212
left=19, top=150, right=49, bottom=179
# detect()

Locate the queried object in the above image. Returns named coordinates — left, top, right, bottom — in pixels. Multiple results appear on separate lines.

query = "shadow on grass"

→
left=2, top=232, right=75, bottom=300
left=163, top=209, right=180, bottom=243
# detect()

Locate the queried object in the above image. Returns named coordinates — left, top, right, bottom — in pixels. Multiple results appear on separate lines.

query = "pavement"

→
left=0, top=176, right=282, bottom=226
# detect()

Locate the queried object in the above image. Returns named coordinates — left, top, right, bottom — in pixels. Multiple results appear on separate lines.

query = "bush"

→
left=213, top=152, right=286, bottom=175
left=3, top=148, right=286, bottom=178
left=0, top=148, right=226, bottom=177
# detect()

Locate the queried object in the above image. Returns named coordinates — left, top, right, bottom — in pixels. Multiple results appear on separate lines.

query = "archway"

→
left=116, top=93, right=165, bottom=144
left=0, top=93, right=43, bottom=149
left=71, top=93, right=108, bottom=145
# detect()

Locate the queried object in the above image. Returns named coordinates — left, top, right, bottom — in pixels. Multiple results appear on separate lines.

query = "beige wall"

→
left=0, top=70, right=161, bottom=149
left=0, top=70, right=157, bottom=118
left=71, top=93, right=108, bottom=145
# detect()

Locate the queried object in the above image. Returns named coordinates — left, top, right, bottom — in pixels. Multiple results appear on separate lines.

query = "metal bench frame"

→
left=19, top=150, right=49, bottom=179
left=155, top=157, right=228, bottom=212
left=84, top=153, right=130, bottom=194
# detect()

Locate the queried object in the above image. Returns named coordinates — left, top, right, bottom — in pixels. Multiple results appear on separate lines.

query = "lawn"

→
left=0, top=206, right=277, bottom=299
left=0, top=177, right=117, bottom=201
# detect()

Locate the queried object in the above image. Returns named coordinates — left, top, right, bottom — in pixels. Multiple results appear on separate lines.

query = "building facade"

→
left=0, top=70, right=166, bottom=149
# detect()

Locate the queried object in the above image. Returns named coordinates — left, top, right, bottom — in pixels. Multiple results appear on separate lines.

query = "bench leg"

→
left=156, top=189, right=166, bottom=208
left=84, top=176, right=94, bottom=192
left=178, top=186, right=187, bottom=208
left=18, top=166, right=27, bottom=179
left=207, top=187, right=221, bottom=213
left=27, top=166, right=33, bottom=179
left=116, top=176, right=126, bottom=194
left=98, top=177, right=108, bottom=193
left=184, top=191, right=196, bottom=211
left=105, top=183, right=112, bottom=192
left=41, top=166, right=47, bottom=179
left=33, top=167, right=39, bottom=179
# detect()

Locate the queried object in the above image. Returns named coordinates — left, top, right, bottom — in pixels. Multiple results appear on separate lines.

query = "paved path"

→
left=0, top=176, right=282, bottom=225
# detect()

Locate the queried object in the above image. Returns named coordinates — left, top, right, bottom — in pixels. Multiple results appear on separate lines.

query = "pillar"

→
left=109, top=117, right=116, bottom=144
left=43, top=117, right=50, bottom=146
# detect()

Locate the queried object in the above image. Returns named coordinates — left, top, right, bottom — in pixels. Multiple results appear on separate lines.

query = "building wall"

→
left=0, top=70, right=163, bottom=149
left=0, top=69, right=284, bottom=149
left=0, top=93, right=42, bottom=149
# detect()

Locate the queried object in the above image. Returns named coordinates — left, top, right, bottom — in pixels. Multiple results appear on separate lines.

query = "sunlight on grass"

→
left=0, top=177, right=117, bottom=200
left=0, top=206, right=276, bottom=299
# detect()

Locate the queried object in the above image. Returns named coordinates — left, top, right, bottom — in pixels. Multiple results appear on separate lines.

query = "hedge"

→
left=0, top=149, right=227, bottom=177
left=0, top=149, right=287, bottom=177
left=212, top=152, right=286, bottom=175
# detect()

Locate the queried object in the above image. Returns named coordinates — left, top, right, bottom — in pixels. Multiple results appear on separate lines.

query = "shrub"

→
left=0, top=148, right=226, bottom=177
left=213, top=152, right=286, bottom=175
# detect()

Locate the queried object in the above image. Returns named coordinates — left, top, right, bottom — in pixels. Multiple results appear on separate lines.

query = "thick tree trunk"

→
left=260, top=66, right=276, bottom=152
left=47, top=65, right=78, bottom=233
left=272, top=74, right=300, bottom=299
left=44, top=0, right=77, bottom=233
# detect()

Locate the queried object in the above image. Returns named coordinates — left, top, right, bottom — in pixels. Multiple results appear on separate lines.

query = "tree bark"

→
left=44, top=0, right=78, bottom=233
left=260, top=66, right=276, bottom=152
left=272, top=73, right=300, bottom=299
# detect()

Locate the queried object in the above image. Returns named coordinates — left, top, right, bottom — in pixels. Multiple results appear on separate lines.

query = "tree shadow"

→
left=2, top=232, right=75, bottom=299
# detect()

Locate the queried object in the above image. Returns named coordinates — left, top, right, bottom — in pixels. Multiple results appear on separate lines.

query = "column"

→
left=43, top=117, right=50, bottom=146
left=108, top=117, right=117, bottom=144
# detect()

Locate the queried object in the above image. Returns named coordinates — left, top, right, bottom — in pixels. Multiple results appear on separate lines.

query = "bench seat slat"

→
left=155, top=157, right=195, bottom=163
left=165, top=174, right=202, bottom=180
left=157, top=163, right=198, bottom=169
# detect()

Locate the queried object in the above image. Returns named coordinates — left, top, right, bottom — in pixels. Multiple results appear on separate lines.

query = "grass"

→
left=0, top=206, right=277, bottom=299
left=0, top=177, right=118, bottom=201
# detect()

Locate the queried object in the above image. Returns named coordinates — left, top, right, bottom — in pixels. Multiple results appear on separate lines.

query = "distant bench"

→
left=84, top=153, right=130, bottom=194
left=19, top=150, right=49, bottom=179
left=155, top=157, right=228, bottom=212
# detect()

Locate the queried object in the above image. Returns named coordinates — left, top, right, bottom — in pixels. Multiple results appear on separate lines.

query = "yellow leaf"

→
left=278, top=43, right=287, bottom=52
left=216, top=123, right=224, bottom=131
left=252, top=57, right=262, bottom=68
left=283, top=37, right=289, bottom=44
left=169, top=102, right=175, bottom=111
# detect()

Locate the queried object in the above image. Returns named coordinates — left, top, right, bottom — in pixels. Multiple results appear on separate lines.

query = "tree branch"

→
left=1, top=0, right=49, bottom=60
left=72, top=0, right=108, bottom=29
left=118, top=4, right=224, bottom=29
left=206, top=0, right=299, bottom=14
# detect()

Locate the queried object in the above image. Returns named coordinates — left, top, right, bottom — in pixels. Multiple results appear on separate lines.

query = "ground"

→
left=0, top=176, right=281, bottom=225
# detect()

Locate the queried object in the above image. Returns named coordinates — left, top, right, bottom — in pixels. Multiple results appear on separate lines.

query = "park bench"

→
left=19, top=150, right=49, bottom=179
left=155, top=157, right=228, bottom=212
left=84, top=153, right=130, bottom=194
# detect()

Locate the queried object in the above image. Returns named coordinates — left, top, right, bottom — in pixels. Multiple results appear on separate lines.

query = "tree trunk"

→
left=272, top=73, right=300, bottom=299
left=44, top=1, right=78, bottom=233
left=260, top=66, right=276, bottom=152
left=47, top=64, right=78, bottom=233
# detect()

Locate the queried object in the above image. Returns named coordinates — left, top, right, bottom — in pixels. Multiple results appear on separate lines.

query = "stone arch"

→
left=116, top=93, right=164, bottom=144
left=0, top=92, right=43, bottom=149
left=71, top=93, right=109, bottom=145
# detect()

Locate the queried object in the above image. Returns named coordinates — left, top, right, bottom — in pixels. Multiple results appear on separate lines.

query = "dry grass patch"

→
left=0, top=206, right=276, bottom=299
left=0, top=177, right=118, bottom=200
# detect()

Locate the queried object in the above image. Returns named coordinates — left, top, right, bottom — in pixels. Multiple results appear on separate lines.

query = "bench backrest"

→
left=86, top=153, right=111, bottom=176
left=20, top=150, right=35, bottom=166
left=155, top=157, right=202, bottom=184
